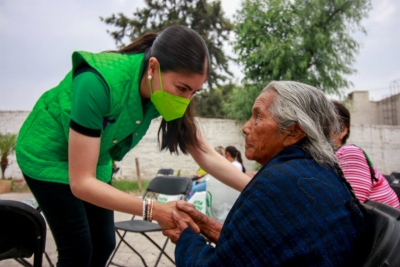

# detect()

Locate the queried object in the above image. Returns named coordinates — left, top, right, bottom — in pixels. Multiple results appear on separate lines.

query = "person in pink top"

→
left=332, top=101, right=400, bottom=208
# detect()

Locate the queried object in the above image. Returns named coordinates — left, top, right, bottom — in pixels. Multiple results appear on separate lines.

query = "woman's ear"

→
left=283, top=124, right=306, bottom=147
left=340, top=126, right=349, bottom=141
left=147, top=57, right=159, bottom=77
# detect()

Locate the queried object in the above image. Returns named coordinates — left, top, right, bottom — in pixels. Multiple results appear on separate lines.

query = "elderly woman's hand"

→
left=162, top=211, right=190, bottom=243
left=175, top=200, right=223, bottom=243
left=153, top=201, right=200, bottom=234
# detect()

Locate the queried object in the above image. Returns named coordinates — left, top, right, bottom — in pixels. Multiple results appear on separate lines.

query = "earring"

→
left=148, top=75, right=152, bottom=80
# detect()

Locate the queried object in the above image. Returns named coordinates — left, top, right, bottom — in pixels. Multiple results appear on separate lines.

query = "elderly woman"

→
left=163, top=81, right=366, bottom=266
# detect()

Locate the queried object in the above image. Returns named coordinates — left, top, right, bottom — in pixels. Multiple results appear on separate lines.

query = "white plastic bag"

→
left=188, top=191, right=207, bottom=214
left=157, top=194, right=185, bottom=204
left=206, top=175, right=240, bottom=223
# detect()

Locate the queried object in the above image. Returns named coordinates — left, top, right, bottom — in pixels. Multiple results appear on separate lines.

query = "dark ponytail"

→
left=116, top=32, right=158, bottom=55
left=225, top=146, right=246, bottom=173
left=333, top=101, right=351, bottom=145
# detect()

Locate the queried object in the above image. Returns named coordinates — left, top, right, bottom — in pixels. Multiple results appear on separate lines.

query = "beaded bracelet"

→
left=142, top=198, right=147, bottom=221
left=142, top=198, right=154, bottom=222
left=149, top=198, right=154, bottom=222
left=147, top=198, right=151, bottom=221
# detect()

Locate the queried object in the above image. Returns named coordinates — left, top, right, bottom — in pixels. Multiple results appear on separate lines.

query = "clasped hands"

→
left=159, top=200, right=222, bottom=244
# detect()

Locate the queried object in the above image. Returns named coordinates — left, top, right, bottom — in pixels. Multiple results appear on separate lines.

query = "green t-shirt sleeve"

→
left=70, top=71, right=110, bottom=130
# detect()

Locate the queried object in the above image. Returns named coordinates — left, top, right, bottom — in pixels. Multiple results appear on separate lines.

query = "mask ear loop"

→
left=148, top=75, right=154, bottom=95
left=149, top=64, right=163, bottom=96
left=158, top=64, right=164, bottom=92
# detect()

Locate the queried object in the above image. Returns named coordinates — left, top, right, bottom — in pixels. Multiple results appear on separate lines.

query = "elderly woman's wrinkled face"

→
left=242, top=90, right=285, bottom=166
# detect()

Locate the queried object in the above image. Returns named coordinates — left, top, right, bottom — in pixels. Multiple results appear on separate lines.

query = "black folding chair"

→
left=359, top=201, right=400, bottom=266
left=0, top=200, right=47, bottom=267
left=156, top=168, right=174, bottom=176
left=107, top=176, right=192, bottom=267
left=365, top=200, right=400, bottom=221
left=391, top=172, right=400, bottom=181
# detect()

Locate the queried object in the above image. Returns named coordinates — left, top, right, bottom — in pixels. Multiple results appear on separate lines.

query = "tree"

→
left=100, top=0, right=233, bottom=90
left=0, top=133, right=17, bottom=179
left=194, top=83, right=235, bottom=118
left=222, top=84, right=261, bottom=121
left=227, top=0, right=371, bottom=120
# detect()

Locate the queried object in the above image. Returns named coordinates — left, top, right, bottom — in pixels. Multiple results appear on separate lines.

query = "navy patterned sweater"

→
left=175, top=145, right=365, bottom=266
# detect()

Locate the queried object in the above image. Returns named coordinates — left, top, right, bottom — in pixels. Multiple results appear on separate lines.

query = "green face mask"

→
left=149, top=65, right=190, bottom=121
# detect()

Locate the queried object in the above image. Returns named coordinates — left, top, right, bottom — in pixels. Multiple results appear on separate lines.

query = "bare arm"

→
left=189, top=133, right=250, bottom=192
left=68, top=128, right=199, bottom=232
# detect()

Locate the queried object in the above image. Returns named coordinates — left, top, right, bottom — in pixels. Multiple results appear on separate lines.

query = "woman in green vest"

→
left=16, top=25, right=250, bottom=266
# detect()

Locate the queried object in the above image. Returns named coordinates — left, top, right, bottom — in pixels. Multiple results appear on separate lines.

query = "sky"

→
left=1, top=0, right=399, bottom=110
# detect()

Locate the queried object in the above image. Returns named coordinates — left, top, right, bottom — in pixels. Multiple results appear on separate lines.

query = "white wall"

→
left=1, top=110, right=399, bottom=179
left=0, top=111, right=253, bottom=180
left=347, top=124, right=400, bottom=175
left=349, top=91, right=381, bottom=125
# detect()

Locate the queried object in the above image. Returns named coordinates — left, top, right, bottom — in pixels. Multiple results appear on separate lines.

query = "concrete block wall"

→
left=1, top=111, right=399, bottom=180
left=349, top=91, right=381, bottom=125
left=0, top=111, right=30, bottom=134
left=0, top=111, right=252, bottom=180
left=349, top=91, right=400, bottom=126
left=0, top=111, right=31, bottom=179
left=114, top=117, right=252, bottom=180
left=347, top=124, right=400, bottom=175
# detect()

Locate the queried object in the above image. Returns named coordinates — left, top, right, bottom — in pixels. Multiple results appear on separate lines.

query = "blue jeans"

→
left=190, top=181, right=206, bottom=197
left=24, top=174, right=116, bottom=267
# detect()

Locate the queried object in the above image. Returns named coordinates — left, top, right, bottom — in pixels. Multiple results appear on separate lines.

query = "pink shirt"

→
left=335, top=145, right=400, bottom=209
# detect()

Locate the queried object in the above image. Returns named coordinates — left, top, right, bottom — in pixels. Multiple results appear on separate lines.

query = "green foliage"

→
left=222, top=83, right=261, bottom=121
left=254, top=162, right=262, bottom=171
left=194, top=83, right=235, bottom=118
left=11, top=180, right=30, bottom=192
left=231, top=0, right=371, bottom=116
left=0, top=133, right=17, bottom=179
left=112, top=179, right=150, bottom=194
left=100, top=0, right=233, bottom=90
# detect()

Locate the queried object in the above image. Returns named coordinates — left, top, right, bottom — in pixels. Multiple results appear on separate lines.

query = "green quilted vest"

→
left=16, top=51, right=159, bottom=184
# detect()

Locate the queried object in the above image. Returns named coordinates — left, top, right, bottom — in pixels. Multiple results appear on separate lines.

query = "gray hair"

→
left=261, top=81, right=340, bottom=165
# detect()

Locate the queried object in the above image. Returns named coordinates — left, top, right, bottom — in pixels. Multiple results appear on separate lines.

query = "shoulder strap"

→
left=352, top=145, right=378, bottom=183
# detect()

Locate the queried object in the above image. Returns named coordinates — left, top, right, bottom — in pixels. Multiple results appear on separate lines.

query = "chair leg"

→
left=44, top=251, right=54, bottom=267
left=108, top=230, right=149, bottom=267
left=142, top=233, right=175, bottom=265
left=108, top=230, right=175, bottom=267
left=107, top=230, right=127, bottom=267
left=14, top=258, right=32, bottom=267
left=154, top=237, right=170, bottom=267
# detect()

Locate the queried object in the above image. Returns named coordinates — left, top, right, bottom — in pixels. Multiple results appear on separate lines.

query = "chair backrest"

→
left=365, top=200, right=400, bottom=220
left=0, top=200, right=47, bottom=267
left=156, top=168, right=174, bottom=176
left=359, top=203, right=400, bottom=267
left=144, top=176, right=192, bottom=200
left=391, top=172, right=400, bottom=180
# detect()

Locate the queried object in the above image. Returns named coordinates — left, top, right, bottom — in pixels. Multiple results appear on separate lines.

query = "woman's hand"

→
left=175, top=201, right=222, bottom=243
left=162, top=211, right=189, bottom=243
left=152, top=201, right=200, bottom=234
